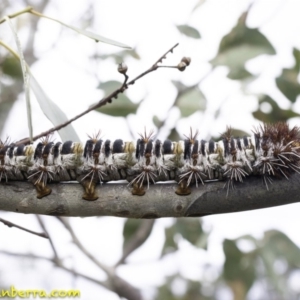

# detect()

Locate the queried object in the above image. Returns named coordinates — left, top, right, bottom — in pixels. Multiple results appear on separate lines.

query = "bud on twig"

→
left=177, top=61, right=187, bottom=72
left=118, top=62, right=128, bottom=74
left=181, top=57, right=191, bottom=66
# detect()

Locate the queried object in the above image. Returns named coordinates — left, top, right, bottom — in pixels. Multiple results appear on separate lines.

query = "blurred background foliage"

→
left=1, top=0, right=300, bottom=299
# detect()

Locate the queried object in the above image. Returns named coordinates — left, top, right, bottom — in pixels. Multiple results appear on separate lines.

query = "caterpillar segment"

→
left=1, top=122, right=300, bottom=200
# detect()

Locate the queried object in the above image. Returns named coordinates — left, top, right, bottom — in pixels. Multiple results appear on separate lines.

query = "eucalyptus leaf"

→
left=96, top=80, right=139, bottom=117
left=152, top=115, right=163, bottom=128
left=122, top=219, right=141, bottom=251
left=97, top=80, right=122, bottom=91
left=211, top=11, right=275, bottom=78
left=252, top=95, right=300, bottom=123
left=96, top=49, right=140, bottom=63
left=161, top=225, right=178, bottom=257
left=262, top=230, right=300, bottom=268
left=167, top=128, right=180, bottom=141
left=94, top=94, right=139, bottom=117
left=176, top=24, right=201, bottom=39
left=38, top=12, right=131, bottom=49
left=175, top=218, right=207, bottom=249
left=276, top=48, right=300, bottom=103
left=223, top=239, right=256, bottom=295
left=176, top=87, right=206, bottom=117
left=29, top=71, right=80, bottom=142
left=1, top=56, right=23, bottom=79
left=192, top=0, right=206, bottom=12
left=5, top=17, right=33, bottom=142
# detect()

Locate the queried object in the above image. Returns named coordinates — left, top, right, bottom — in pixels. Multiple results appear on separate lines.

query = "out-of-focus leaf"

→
left=223, top=239, right=256, bottom=297
left=161, top=225, right=178, bottom=256
left=95, top=80, right=139, bottom=117
left=176, top=87, right=206, bottom=117
left=153, top=115, right=163, bottom=128
left=227, top=67, right=253, bottom=80
left=192, top=0, right=206, bottom=12
left=36, top=11, right=131, bottom=49
left=122, top=219, right=154, bottom=259
left=276, top=48, right=300, bottom=103
left=94, top=94, right=138, bottom=117
left=257, top=230, right=298, bottom=297
left=175, top=218, right=207, bottom=249
left=262, top=230, right=300, bottom=268
left=97, top=80, right=122, bottom=91
left=157, top=275, right=204, bottom=300
left=156, top=275, right=179, bottom=300
left=29, top=71, right=80, bottom=142
left=252, top=95, right=300, bottom=123
left=96, top=49, right=140, bottom=63
left=96, top=80, right=139, bottom=117
left=1, top=56, right=22, bottom=79
left=122, top=219, right=141, bottom=251
left=167, top=128, right=180, bottom=141
left=211, top=12, right=275, bottom=79
left=161, top=219, right=207, bottom=257
left=176, top=25, right=201, bottom=39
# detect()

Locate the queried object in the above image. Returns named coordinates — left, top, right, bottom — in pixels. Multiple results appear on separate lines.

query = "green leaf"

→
left=97, top=80, right=122, bottom=91
left=176, top=25, right=201, bottom=39
left=94, top=94, right=139, bottom=117
left=211, top=11, right=275, bottom=78
left=122, top=219, right=141, bottom=251
left=223, top=239, right=256, bottom=295
left=176, top=87, right=206, bottom=117
left=153, top=115, right=163, bottom=128
left=252, top=95, right=300, bottom=123
left=262, top=230, right=300, bottom=268
left=167, top=128, right=180, bottom=141
left=97, top=49, right=140, bottom=63
left=1, top=56, right=23, bottom=79
left=175, top=218, right=207, bottom=249
left=161, top=219, right=207, bottom=257
left=161, top=225, right=178, bottom=256
left=95, top=80, right=139, bottom=117
left=227, top=67, right=253, bottom=80
left=192, top=0, right=206, bottom=12
left=276, top=48, right=300, bottom=103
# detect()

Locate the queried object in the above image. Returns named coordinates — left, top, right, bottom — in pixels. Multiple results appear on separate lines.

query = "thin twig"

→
left=56, top=217, right=143, bottom=299
left=14, top=43, right=180, bottom=145
left=35, top=215, right=59, bottom=259
left=0, top=6, right=33, bottom=24
left=0, top=217, right=49, bottom=239
left=0, top=250, right=110, bottom=289
left=56, top=217, right=113, bottom=275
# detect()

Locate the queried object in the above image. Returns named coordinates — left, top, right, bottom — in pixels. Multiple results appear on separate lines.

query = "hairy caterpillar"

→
left=0, top=122, right=299, bottom=200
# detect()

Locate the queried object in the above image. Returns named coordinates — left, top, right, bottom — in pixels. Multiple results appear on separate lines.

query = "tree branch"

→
left=1, top=174, right=300, bottom=218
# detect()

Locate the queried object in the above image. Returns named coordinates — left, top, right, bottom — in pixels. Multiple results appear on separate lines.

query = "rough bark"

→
left=0, top=173, right=299, bottom=218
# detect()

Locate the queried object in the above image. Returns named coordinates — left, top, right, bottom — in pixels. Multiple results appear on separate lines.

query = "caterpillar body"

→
left=0, top=122, right=300, bottom=200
